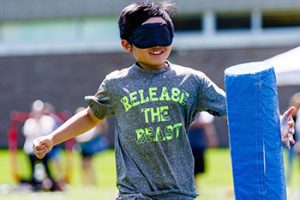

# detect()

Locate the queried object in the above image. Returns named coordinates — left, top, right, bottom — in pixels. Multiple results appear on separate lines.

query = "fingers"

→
left=288, top=126, right=295, bottom=142
left=288, top=118, right=295, bottom=145
left=282, top=130, right=295, bottom=150
left=33, top=137, right=51, bottom=159
left=281, top=106, right=296, bottom=149
left=285, top=140, right=291, bottom=150
left=289, top=135, right=295, bottom=145
left=33, top=142, right=45, bottom=159
left=288, top=120, right=295, bottom=129
left=34, top=147, right=47, bottom=159
left=282, top=127, right=295, bottom=149
left=283, top=106, right=296, bottom=119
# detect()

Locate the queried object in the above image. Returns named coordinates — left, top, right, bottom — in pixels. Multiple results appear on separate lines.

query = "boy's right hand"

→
left=33, top=136, right=53, bottom=159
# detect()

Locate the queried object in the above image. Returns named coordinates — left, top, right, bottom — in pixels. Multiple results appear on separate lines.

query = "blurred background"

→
left=0, top=0, right=300, bottom=199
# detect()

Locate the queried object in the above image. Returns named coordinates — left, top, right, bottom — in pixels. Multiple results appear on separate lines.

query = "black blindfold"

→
left=131, top=23, right=173, bottom=49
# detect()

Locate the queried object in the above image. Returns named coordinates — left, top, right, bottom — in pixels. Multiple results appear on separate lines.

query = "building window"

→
left=216, top=12, right=251, bottom=31
left=263, top=11, right=300, bottom=28
left=173, top=15, right=202, bottom=32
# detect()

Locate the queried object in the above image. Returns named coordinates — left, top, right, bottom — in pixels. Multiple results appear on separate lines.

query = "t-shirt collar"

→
left=132, top=61, right=171, bottom=74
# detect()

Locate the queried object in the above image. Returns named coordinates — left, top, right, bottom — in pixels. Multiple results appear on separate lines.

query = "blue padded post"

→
left=225, top=62, right=286, bottom=200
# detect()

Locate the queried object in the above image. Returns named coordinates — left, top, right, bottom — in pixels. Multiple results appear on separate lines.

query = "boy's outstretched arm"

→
left=33, top=107, right=101, bottom=159
left=281, top=106, right=296, bottom=149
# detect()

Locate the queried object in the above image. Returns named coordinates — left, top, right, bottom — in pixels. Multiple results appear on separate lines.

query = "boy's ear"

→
left=121, top=39, right=132, bottom=52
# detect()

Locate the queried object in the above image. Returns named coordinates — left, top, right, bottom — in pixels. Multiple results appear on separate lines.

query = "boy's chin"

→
left=138, top=61, right=167, bottom=69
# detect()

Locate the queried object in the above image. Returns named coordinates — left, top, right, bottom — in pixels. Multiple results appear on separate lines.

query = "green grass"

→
left=196, top=149, right=233, bottom=200
left=1, top=148, right=298, bottom=200
left=0, top=149, right=118, bottom=200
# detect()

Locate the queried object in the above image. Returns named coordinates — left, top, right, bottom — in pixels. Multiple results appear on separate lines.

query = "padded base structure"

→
left=225, top=62, right=286, bottom=200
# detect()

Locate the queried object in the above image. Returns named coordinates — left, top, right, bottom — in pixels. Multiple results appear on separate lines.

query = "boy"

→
left=33, top=1, right=295, bottom=199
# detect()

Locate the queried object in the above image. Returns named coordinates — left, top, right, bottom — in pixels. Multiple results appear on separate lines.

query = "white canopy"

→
left=264, top=46, right=300, bottom=86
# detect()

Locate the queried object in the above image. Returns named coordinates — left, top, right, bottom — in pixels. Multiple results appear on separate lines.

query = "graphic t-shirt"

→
left=85, top=62, right=226, bottom=199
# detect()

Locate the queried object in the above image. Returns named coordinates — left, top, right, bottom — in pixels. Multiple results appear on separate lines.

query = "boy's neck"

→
left=136, top=61, right=169, bottom=71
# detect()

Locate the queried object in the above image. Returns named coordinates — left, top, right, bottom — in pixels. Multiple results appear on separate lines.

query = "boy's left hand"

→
left=281, top=106, right=296, bottom=149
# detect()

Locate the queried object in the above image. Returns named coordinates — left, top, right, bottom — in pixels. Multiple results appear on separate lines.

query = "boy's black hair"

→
left=118, top=1, right=176, bottom=43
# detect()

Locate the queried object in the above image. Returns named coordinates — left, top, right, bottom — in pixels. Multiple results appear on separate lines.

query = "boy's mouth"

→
left=149, top=48, right=164, bottom=55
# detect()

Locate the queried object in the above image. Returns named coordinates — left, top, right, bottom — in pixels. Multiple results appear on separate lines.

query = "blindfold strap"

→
left=132, top=23, right=173, bottom=49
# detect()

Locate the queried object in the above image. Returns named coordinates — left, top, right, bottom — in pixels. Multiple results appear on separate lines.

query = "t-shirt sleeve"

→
left=85, top=79, right=114, bottom=119
left=197, top=74, right=227, bottom=117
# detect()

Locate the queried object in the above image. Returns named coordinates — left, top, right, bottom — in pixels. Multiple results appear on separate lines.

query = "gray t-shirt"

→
left=86, top=62, right=226, bottom=199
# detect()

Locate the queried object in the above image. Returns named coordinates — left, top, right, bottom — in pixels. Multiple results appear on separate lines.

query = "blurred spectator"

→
left=75, top=107, right=109, bottom=186
left=188, top=111, right=218, bottom=192
left=43, top=102, right=65, bottom=189
left=22, top=100, right=57, bottom=191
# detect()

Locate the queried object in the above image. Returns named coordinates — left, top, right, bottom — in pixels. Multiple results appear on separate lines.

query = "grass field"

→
left=0, top=148, right=299, bottom=200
